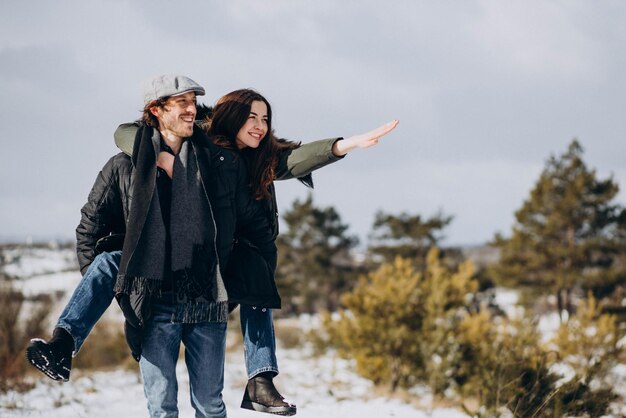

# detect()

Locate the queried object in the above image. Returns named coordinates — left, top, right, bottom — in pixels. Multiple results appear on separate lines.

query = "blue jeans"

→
left=140, top=297, right=227, bottom=418
left=56, top=251, right=122, bottom=353
left=240, top=305, right=278, bottom=379
left=56, top=251, right=279, bottom=377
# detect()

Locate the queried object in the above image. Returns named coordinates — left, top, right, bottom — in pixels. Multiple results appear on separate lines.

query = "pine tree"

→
left=492, top=140, right=626, bottom=319
left=454, top=309, right=558, bottom=417
left=325, top=248, right=477, bottom=392
left=367, top=211, right=453, bottom=266
left=454, top=298, right=623, bottom=417
left=550, top=295, right=624, bottom=387
left=275, top=194, right=358, bottom=314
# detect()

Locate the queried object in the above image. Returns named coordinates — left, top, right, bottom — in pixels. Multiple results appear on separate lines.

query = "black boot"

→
left=241, top=372, right=297, bottom=416
left=26, top=327, right=74, bottom=382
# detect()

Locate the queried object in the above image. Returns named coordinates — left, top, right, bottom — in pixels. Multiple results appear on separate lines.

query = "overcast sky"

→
left=1, top=1, right=625, bottom=246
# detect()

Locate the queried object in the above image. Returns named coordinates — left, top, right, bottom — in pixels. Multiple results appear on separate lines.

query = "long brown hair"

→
left=204, top=89, right=300, bottom=199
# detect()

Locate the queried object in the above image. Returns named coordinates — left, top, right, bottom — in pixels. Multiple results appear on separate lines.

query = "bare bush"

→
left=73, top=319, right=137, bottom=372
left=274, top=320, right=305, bottom=349
left=0, top=280, right=52, bottom=392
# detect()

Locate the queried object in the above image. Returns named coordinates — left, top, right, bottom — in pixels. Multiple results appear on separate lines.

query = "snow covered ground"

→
left=0, top=336, right=467, bottom=418
left=3, top=245, right=625, bottom=417
left=2, top=246, right=77, bottom=279
left=0, top=246, right=468, bottom=417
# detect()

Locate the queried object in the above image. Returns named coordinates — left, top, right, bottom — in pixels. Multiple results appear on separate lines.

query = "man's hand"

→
left=95, top=234, right=125, bottom=253
left=157, top=152, right=175, bottom=178
left=332, top=119, right=399, bottom=156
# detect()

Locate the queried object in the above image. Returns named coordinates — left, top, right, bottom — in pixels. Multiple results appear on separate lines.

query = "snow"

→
left=493, top=288, right=524, bottom=319
left=1, top=247, right=77, bottom=279
left=0, top=330, right=467, bottom=417
left=549, top=362, right=576, bottom=388
left=0, top=246, right=469, bottom=417
left=15, top=271, right=82, bottom=298
left=537, top=312, right=562, bottom=343
left=3, top=246, right=625, bottom=417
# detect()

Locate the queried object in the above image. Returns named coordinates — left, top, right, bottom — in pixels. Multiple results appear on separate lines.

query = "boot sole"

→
left=241, top=399, right=297, bottom=416
left=25, top=339, right=70, bottom=382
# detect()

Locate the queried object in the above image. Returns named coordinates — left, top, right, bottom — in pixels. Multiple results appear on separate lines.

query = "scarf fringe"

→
left=115, top=274, right=163, bottom=298
left=173, top=300, right=229, bottom=323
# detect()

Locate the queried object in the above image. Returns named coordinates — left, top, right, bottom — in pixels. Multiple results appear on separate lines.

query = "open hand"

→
left=333, top=119, right=399, bottom=156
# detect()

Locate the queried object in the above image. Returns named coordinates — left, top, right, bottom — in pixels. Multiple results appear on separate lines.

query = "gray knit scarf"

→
left=116, top=126, right=228, bottom=323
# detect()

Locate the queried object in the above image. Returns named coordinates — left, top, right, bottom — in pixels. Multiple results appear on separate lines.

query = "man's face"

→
left=152, top=92, right=197, bottom=140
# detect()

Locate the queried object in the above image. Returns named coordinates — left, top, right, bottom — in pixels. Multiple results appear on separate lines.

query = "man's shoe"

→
left=25, top=328, right=73, bottom=382
left=241, top=374, right=297, bottom=416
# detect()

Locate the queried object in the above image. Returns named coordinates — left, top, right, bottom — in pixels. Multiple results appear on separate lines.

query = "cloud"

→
left=0, top=1, right=625, bottom=244
left=0, top=46, right=95, bottom=98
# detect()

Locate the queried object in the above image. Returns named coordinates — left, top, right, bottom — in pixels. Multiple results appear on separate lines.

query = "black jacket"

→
left=112, top=123, right=344, bottom=307
left=76, top=128, right=275, bottom=316
left=115, top=123, right=344, bottom=241
left=76, top=152, right=131, bottom=275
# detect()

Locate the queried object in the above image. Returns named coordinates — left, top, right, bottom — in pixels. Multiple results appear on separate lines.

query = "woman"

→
left=142, top=89, right=398, bottom=415
left=28, top=88, right=398, bottom=416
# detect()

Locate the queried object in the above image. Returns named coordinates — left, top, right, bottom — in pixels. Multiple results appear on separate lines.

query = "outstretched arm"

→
left=332, top=119, right=399, bottom=156
left=275, top=119, right=399, bottom=181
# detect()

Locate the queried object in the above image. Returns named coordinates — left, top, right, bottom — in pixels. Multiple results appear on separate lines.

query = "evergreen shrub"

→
left=324, top=248, right=476, bottom=392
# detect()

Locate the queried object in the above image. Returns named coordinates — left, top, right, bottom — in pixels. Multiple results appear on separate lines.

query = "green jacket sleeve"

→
left=114, top=122, right=140, bottom=157
left=115, top=125, right=345, bottom=180
left=275, top=137, right=345, bottom=181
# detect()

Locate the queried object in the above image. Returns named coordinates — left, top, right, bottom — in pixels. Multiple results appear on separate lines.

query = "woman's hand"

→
left=332, top=119, right=399, bottom=156
left=157, top=151, right=175, bottom=178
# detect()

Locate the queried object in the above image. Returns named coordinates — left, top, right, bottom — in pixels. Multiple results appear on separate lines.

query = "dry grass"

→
left=274, top=318, right=305, bottom=349
left=0, top=280, right=52, bottom=393
left=226, top=308, right=244, bottom=351
left=73, top=319, right=138, bottom=372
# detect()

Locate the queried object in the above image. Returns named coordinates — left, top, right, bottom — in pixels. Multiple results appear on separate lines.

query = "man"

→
left=29, top=75, right=275, bottom=418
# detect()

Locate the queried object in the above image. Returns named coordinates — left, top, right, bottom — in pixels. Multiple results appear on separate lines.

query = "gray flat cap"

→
left=143, top=74, right=205, bottom=105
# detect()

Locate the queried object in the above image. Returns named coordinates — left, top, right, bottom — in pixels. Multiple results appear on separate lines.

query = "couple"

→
left=27, top=74, right=398, bottom=417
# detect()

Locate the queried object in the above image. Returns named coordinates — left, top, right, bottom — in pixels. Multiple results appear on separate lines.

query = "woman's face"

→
left=235, top=100, right=268, bottom=149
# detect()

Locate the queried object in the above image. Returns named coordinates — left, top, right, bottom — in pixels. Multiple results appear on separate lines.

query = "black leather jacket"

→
left=114, top=123, right=344, bottom=242
left=75, top=129, right=275, bottom=278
